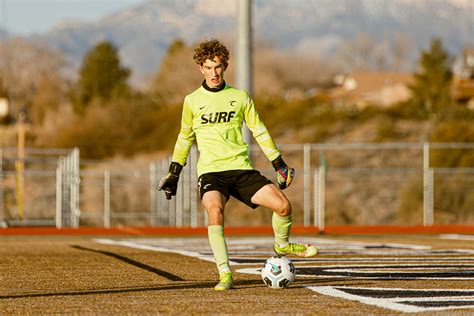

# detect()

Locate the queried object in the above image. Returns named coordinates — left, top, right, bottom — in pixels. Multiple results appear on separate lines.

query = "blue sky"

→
left=1, top=0, right=147, bottom=35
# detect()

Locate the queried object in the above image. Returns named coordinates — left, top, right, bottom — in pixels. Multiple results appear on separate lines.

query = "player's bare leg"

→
left=251, top=184, right=318, bottom=257
left=202, top=191, right=233, bottom=291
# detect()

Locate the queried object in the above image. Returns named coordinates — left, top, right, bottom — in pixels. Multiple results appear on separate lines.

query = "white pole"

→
left=67, top=153, right=73, bottom=227
left=176, top=168, right=183, bottom=228
left=237, top=0, right=252, bottom=151
left=161, top=159, right=169, bottom=225
left=314, top=169, right=318, bottom=228
left=0, top=148, right=4, bottom=227
left=183, top=158, right=190, bottom=226
left=150, top=162, right=157, bottom=225
left=303, top=143, right=311, bottom=227
left=427, top=169, right=434, bottom=226
left=190, top=145, right=198, bottom=228
left=318, top=165, right=326, bottom=232
left=73, top=148, right=80, bottom=228
left=55, top=158, right=63, bottom=229
left=167, top=157, right=175, bottom=226
left=423, top=142, right=433, bottom=226
left=104, top=170, right=110, bottom=229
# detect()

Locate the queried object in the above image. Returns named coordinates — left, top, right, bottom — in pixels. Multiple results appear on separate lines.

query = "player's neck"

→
left=202, top=80, right=226, bottom=92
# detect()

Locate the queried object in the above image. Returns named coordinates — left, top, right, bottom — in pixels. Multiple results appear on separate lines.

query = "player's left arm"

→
left=243, top=94, right=294, bottom=189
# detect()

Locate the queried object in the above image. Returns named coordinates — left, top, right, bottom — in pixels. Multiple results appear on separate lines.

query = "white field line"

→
left=439, top=234, right=474, bottom=241
left=306, top=286, right=474, bottom=313
left=94, top=238, right=216, bottom=263
left=235, top=264, right=474, bottom=280
left=390, top=296, right=474, bottom=302
left=307, top=286, right=425, bottom=313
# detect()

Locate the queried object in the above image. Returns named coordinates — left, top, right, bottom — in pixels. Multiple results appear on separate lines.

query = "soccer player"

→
left=158, top=39, right=317, bottom=291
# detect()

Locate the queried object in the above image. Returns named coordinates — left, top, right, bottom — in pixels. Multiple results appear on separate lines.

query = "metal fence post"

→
left=167, top=157, right=175, bottom=226
left=67, top=152, right=73, bottom=227
left=176, top=167, right=183, bottom=228
left=314, top=169, right=317, bottom=229
left=72, top=148, right=80, bottom=228
left=161, top=159, right=169, bottom=225
left=55, top=157, right=63, bottom=229
left=428, top=168, right=434, bottom=225
left=104, top=170, right=111, bottom=228
left=183, top=157, right=190, bottom=227
left=190, top=145, right=198, bottom=228
left=150, top=162, right=157, bottom=226
left=315, top=163, right=326, bottom=232
left=62, top=154, right=70, bottom=227
left=0, top=148, right=4, bottom=228
left=156, top=161, right=163, bottom=226
left=423, top=142, right=433, bottom=226
left=303, top=143, right=311, bottom=227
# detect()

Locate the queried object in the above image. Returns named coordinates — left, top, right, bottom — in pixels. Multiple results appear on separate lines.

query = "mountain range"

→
left=21, top=0, right=474, bottom=85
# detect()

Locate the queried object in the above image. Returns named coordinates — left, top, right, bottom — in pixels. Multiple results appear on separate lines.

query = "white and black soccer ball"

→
left=261, top=256, right=295, bottom=289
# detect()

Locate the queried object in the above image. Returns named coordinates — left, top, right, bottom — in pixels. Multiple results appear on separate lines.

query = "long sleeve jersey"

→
left=171, top=83, right=281, bottom=177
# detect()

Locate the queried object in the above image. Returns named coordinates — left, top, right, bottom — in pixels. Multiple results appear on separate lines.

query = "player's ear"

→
left=198, top=64, right=205, bottom=74
left=223, top=62, right=228, bottom=71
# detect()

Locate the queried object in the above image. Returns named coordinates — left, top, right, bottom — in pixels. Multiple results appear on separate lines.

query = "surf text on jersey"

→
left=201, top=111, right=236, bottom=124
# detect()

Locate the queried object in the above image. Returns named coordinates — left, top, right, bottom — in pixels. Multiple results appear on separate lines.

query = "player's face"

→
left=199, top=57, right=226, bottom=88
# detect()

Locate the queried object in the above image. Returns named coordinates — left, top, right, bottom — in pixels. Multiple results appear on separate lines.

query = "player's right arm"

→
left=172, top=99, right=195, bottom=165
left=158, top=99, right=195, bottom=199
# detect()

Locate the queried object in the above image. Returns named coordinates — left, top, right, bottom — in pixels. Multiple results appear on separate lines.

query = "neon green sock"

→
left=272, top=213, right=292, bottom=247
left=208, top=225, right=230, bottom=273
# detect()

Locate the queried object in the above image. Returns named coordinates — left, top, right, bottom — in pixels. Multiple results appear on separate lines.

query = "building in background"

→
left=452, top=47, right=474, bottom=109
left=0, top=98, right=8, bottom=118
left=329, top=72, right=413, bottom=109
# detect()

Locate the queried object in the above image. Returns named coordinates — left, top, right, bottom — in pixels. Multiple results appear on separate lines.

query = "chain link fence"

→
left=0, top=148, right=74, bottom=227
left=1, top=143, right=473, bottom=228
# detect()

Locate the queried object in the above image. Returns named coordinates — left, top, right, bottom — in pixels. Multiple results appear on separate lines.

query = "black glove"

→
left=271, top=156, right=295, bottom=190
left=157, top=162, right=183, bottom=199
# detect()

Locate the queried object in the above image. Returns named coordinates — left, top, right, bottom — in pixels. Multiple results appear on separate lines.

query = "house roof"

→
left=329, top=72, right=414, bottom=107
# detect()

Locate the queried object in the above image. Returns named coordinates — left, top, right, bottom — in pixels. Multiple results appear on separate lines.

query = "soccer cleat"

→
left=274, top=243, right=318, bottom=258
left=214, top=271, right=233, bottom=291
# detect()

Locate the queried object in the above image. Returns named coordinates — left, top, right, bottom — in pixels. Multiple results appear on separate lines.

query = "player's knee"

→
left=205, top=204, right=224, bottom=224
left=206, top=204, right=224, bottom=216
left=275, top=198, right=291, bottom=217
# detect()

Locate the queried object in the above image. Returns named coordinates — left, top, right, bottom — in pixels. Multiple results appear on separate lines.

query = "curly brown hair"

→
left=193, top=39, right=229, bottom=68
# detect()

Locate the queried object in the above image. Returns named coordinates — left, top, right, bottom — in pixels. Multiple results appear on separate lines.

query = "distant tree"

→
left=336, top=33, right=378, bottom=72
left=0, top=38, right=67, bottom=119
left=149, top=38, right=331, bottom=105
left=166, top=39, right=186, bottom=56
left=150, top=39, right=200, bottom=105
left=30, top=76, right=63, bottom=124
left=409, top=38, right=454, bottom=115
left=73, top=41, right=130, bottom=114
left=391, top=32, right=413, bottom=72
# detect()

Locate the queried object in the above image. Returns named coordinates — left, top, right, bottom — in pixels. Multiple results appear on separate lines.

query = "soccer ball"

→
left=261, top=256, right=295, bottom=289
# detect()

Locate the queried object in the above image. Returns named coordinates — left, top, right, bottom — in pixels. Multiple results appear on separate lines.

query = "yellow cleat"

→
left=214, top=271, right=233, bottom=291
left=274, top=243, right=318, bottom=258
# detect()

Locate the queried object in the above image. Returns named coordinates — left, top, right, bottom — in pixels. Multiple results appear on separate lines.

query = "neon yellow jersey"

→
left=171, top=83, right=281, bottom=176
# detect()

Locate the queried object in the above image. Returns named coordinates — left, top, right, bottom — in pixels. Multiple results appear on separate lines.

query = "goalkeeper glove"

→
left=158, top=161, right=183, bottom=200
left=272, top=156, right=295, bottom=190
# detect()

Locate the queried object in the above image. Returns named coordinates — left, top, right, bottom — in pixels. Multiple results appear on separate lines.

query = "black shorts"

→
left=198, top=170, right=273, bottom=209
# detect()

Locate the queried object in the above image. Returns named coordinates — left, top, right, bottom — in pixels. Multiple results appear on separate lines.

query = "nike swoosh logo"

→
left=229, top=101, right=237, bottom=106
left=199, top=106, right=205, bottom=110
